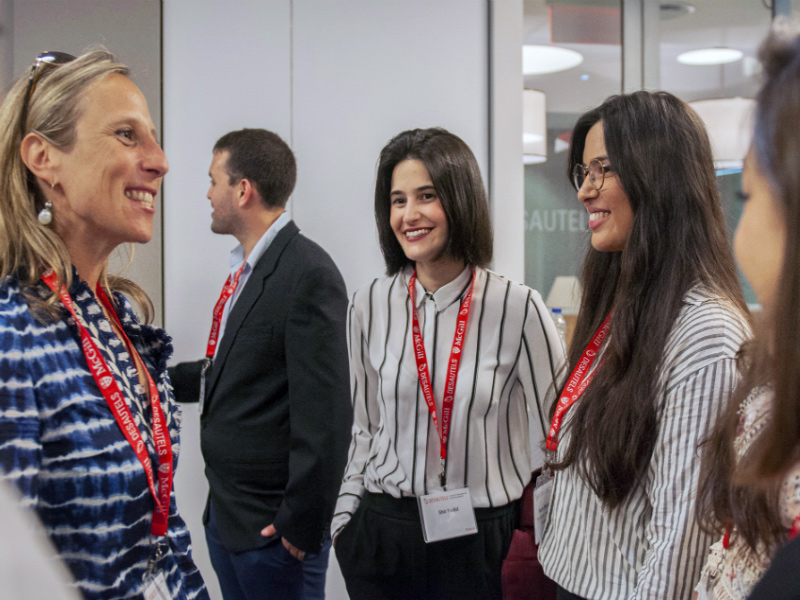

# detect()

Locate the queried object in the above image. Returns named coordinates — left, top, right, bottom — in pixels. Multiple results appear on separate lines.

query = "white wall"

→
left=163, top=2, right=490, bottom=599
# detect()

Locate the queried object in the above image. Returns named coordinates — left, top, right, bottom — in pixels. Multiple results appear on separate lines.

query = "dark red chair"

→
left=502, top=469, right=558, bottom=600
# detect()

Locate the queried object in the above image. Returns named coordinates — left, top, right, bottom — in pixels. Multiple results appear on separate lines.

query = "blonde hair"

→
left=0, top=48, right=153, bottom=322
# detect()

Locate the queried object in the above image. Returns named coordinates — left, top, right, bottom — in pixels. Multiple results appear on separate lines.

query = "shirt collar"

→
left=228, top=211, right=291, bottom=274
left=406, top=264, right=474, bottom=311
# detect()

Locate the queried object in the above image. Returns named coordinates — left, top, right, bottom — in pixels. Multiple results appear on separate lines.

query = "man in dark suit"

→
left=169, top=128, right=352, bottom=600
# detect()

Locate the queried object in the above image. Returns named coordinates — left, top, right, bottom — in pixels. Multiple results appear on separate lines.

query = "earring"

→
left=38, top=201, right=53, bottom=225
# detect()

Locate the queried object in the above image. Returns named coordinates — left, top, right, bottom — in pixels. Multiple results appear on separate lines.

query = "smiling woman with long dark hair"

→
left=537, top=91, right=751, bottom=600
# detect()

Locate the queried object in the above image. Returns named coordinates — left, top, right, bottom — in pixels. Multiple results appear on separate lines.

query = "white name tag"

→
left=417, top=487, right=478, bottom=543
left=143, top=571, right=170, bottom=600
left=533, top=471, right=553, bottom=545
left=696, top=577, right=711, bottom=600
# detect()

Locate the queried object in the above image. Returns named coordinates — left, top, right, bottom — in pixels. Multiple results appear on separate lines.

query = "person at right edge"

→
left=693, top=21, right=800, bottom=600
left=537, top=91, right=751, bottom=600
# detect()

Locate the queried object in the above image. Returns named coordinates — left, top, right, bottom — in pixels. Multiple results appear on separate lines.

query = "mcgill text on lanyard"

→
left=533, top=312, right=611, bottom=545
left=41, top=271, right=173, bottom=586
left=410, top=269, right=482, bottom=543
left=199, top=262, right=246, bottom=411
left=408, top=269, right=476, bottom=489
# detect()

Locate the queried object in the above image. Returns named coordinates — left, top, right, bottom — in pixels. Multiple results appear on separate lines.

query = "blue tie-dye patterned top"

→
left=0, top=274, right=208, bottom=600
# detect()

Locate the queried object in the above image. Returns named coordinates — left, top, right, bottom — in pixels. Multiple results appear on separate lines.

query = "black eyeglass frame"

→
left=572, top=159, right=613, bottom=192
left=19, top=51, right=76, bottom=139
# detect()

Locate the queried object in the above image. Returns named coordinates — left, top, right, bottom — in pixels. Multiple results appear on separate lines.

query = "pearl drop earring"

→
left=38, top=201, right=53, bottom=225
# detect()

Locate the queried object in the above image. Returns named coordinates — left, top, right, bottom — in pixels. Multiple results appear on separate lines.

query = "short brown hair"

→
left=213, top=128, right=296, bottom=209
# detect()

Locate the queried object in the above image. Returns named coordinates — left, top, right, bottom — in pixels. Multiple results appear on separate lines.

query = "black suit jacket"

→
left=170, top=221, right=352, bottom=554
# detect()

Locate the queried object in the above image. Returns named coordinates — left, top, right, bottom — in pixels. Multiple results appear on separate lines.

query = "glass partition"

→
left=522, top=0, right=622, bottom=316
left=523, top=0, right=774, bottom=314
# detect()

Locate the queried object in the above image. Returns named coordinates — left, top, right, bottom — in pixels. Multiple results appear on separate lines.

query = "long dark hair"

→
left=697, top=23, right=800, bottom=553
left=374, top=127, right=493, bottom=274
left=549, top=91, right=748, bottom=508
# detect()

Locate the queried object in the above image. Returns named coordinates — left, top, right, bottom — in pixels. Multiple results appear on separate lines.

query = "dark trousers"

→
left=205, top=502, right=331, bottom=600
left=556, top=586, right=588, bottom=600
left=335, top=492, right=517, bottom=600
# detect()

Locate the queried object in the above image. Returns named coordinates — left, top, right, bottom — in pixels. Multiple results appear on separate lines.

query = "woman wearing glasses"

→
left=537, top=91, right=750, bottom=600
left=0, top=50, right=208, bottom=599
left=693, top=24, right=800, bottom=600
left=330, top=127, right=564, bottom=599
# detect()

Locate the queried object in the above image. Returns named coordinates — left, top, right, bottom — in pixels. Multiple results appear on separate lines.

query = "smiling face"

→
left=389, top=159, right=450, bottom=270
left=49, top=74, right=167, bottom=254
left=577, top=121, right=634, bottom=252
left=734, top=150, right=786, bottom=314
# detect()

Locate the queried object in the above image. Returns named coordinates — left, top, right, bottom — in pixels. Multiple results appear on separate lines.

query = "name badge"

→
left=143, top=571, right=170, bottom=600
left=533, top=470, right=554, bottom=545
left=695, top=576, right=711, bottom=600
left=417, top=487, right=478, bottom=543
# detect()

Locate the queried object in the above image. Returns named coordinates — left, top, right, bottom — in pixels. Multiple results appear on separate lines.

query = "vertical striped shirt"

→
left=539, top=287, right=750, bottom=600
left=331, top=266, right=564, bottom=539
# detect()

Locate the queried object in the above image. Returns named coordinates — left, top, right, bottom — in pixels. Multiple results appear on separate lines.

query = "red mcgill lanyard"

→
left=205, top=262, right=246, bottom=359
left=408, top=270, right=475, bottom=481
left=546, top=312, right=612, bottom=452
left=42, top=271, right=172, bottom=537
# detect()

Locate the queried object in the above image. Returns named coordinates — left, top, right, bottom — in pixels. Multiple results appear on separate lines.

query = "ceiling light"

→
left=523, top=45, right=583, bottom=75
left=677, top=47, right=743, bottom=66
left=523, top=90, right=547, bottom=165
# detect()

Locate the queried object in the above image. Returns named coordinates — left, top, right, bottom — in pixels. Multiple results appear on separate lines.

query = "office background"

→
left=0, top=1, right=788, bottom=598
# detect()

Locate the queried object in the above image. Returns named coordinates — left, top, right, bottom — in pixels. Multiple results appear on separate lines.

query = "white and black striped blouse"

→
left=331, top=266, right=564, bottom=540
left=538, top=287, right=751, bottom=600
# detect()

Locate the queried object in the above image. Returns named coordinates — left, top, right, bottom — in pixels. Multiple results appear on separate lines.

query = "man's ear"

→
left=20, top=132, right=59, bottom=187
left=236, top=178, right=256, bottom=208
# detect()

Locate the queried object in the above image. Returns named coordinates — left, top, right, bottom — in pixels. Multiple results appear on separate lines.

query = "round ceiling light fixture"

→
left=677, top=47, right=743, bottom=66
left=523, top=45, right=583, bottom=75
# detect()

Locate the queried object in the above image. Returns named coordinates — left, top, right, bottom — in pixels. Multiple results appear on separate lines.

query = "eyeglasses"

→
left=19, top=51, right=76, bottom=138
left=572, top=159, right=612, bottom=191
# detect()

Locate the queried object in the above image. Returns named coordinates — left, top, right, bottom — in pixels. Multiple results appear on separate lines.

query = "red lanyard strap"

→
left=205, top=263, right=246, bottom=359
left=409, top=270, right=475, bottom=485
left=42, top=271, right=173, bottom=537
left=546, top=312, right=612, bottom=452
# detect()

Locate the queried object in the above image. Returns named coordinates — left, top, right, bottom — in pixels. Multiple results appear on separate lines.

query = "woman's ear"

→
left=20, top=132, right=60, bottom=187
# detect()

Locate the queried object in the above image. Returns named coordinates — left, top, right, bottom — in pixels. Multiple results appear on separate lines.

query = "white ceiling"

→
left=523, top=0, right=772, bottom=115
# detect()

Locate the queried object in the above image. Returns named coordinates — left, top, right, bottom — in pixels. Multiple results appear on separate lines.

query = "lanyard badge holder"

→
left=143, top=540, right=170, bottom=600
left=408, top=270, right=480, bottom=543
left=533, top=313, right=612, bottom=544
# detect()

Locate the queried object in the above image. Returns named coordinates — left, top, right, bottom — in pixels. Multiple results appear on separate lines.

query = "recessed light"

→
left=677, top=47, right=743, bottom=66
left=523, top=45, right=583, bottom=75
